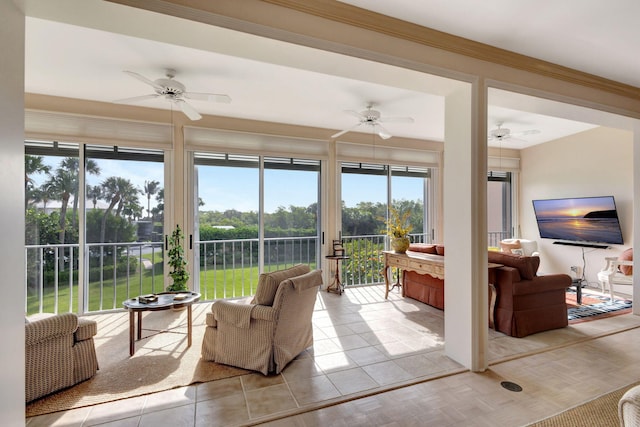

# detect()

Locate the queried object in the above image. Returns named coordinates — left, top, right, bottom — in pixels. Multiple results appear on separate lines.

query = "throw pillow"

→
left=408, top=243, right=438, bottom=254
left=619, top=248, right=633, bottom=275
left=500, top=239, right=521, bottom=253
left=511, top=248, right=524, bottom=256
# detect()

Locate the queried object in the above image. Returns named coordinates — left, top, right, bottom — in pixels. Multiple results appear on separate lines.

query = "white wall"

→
left=520, top=126, right=633, bottom=291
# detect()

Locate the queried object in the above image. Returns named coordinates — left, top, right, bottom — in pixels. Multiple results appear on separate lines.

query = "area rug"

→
left=527, top=381, right=639, bottom=426
left=566, top=289, right=632, bottom=323
left=26, top=304, right=249, bottom=417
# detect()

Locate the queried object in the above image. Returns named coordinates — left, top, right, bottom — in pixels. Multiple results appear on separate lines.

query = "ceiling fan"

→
left=331, top=104, right=414, bottom=140
left=114, top=69, right=231, bottom=121
left=488, top=122, right=540, bottom=142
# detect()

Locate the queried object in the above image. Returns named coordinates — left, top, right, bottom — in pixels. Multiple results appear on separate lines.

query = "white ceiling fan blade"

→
left=123, top=70, right=164, bottom=91
left=331, top=123, right=362, bottom=139
left=113, top=94, right=160, bottom=104
left=344, top=110, right=366, bottom=120
left=176, top=99, right=202, bottom=121
left=376, top=124, right=392, bottom=140
left=184, top=92, right=232, bottom=103
left=379, top=116, right=414, bottom=123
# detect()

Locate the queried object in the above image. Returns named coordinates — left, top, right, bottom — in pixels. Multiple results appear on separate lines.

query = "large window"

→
left=194, top=153, right=320, bottom=301
left=488, top=171, right=513, bottom=247
left=25, top=141, right=80, bottom=314
left=25, top=141, right=165, bottom=314
left=85, top=145, right=165, bottom=311
left=341, top=162, right=431, bottom=286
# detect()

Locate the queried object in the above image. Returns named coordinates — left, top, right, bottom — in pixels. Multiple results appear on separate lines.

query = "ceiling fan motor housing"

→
left=362, top=108, right=381, bottom=123
left=154, top=78, right=186, bottom=96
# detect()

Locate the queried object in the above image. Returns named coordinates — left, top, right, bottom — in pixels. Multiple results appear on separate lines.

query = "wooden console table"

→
left=382, top=251, right=501, bottom=327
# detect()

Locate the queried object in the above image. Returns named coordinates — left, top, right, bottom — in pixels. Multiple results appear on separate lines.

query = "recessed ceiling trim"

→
left=259, top=0, right=640, bottom=100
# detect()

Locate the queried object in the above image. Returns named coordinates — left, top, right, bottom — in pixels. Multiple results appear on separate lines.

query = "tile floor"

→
left=26, top=285, right=640, bottom=427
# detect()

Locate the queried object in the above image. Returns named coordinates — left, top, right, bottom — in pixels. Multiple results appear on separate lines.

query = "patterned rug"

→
left=566, top=289, right=632, bottom=323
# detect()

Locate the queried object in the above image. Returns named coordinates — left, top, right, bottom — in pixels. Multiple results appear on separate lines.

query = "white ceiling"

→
left=24, top=0, right=638, bottom=149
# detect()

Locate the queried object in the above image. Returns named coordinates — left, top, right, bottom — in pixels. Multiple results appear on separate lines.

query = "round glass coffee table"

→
left=122, top=291, right=200, bottom=356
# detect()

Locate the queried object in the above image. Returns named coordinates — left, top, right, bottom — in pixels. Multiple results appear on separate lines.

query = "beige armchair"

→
left=201, top=264, right=323, bottom=375
left=25, top=312, right=99, bottom=403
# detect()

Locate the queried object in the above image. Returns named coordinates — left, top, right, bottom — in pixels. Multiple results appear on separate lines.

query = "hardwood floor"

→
left=26, top=285, right=640, bottom=427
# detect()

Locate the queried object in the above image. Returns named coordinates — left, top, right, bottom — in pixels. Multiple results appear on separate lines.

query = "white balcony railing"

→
left=25, top=232, right=509, bottom=315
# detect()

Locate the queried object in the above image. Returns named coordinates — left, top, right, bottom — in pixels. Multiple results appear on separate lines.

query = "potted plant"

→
left=383, top=207, right=413, bottom=253
left=166, top=224, right=190, bottom=292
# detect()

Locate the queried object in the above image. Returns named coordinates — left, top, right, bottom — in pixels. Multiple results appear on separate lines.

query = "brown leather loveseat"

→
left=488, top=250, right=571, bottom=337
left=401, top=244, right=572, bottom=337
left=402, top=244, right=445, bottom=309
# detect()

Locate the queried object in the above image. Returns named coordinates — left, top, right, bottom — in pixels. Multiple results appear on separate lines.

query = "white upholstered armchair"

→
left=201, top=264, right=323, bottom=375
left=598, top=255, right=633, bottom=302
left=500, top=238, right=540, bottom=256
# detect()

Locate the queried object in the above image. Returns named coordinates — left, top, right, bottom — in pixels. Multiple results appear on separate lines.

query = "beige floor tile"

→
left=143, top=385, right=196, bottom=413
left=330, top=333, right=370, bottom=350
left=139, top=404, right=195, bottom=427
left=241, top=372, right=284, bottom=390
left=281, top=357, right=324, bottom=382
left=345, top=345, right=389, bottom=366
left=245, top=383, right=298, bottom=419
left=194, top=393, right=249, bottom=426
left=287, top=375, right=342, bottom=405
left=196, top=376, right=243, bottom=402
left=361, top=360, right=414, bottom=386
left=83, top=394, right=147, bottom=426
left=26, top=406, right=92, bottom=427
left=313, top=351, right=358, bottom=373
left=327, top=367, right=378, bottom=395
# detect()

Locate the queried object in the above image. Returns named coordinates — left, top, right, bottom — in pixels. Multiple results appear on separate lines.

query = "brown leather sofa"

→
left=401, top=244, right=572, bottom=337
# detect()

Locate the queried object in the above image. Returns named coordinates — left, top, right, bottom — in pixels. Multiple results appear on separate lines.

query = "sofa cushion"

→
left=619, top=248, right=633, bottom=275
left=488, top=251, right=539, bottom=280
left=253, top=264, right=311, bottom=306
left=500, top=239, right=522, bottom=254
left=408, top=243, right=438, bottom=254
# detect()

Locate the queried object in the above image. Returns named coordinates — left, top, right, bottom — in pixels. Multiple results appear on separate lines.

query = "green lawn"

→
left=26, top=260, right=317, bottom=314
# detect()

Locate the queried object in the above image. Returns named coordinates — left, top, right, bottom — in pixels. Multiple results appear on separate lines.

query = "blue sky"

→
left=36, top=155, right=424, bottom=214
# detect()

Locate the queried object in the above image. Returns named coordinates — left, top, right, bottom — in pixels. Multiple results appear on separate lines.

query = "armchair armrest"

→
left=25, top=312, right=78, bottom=346
left=212, top=300, right=277, bottom=328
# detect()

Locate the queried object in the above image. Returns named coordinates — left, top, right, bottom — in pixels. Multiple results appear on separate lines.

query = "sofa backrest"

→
left=488, top=251, right=540, bottom=280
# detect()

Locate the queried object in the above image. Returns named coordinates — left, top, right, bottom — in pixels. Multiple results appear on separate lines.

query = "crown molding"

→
left=262, top=0, right=640, bottom=100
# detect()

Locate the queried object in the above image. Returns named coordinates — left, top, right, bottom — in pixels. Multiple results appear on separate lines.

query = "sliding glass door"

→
left=25, top=141, right=166, bottom=314
left=193, top=153, right=320, bottom=301
left=340, top=162, right=431, bottom=286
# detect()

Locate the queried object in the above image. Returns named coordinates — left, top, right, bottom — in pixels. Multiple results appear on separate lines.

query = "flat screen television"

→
left=532, top=196, right=623, bottom=245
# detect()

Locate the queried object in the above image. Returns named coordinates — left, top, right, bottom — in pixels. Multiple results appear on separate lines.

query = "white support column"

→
left=0, top=1, right=26, bottom=422
left=443, top=80, right=489, bottom=372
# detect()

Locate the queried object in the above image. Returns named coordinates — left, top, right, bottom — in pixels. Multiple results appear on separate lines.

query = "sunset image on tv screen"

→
left=532, top=196, right=623, bottom=244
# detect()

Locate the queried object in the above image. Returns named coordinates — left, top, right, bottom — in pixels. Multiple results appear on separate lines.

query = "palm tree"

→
left=24, top=155, right=51, bottom=209
left=99, top=177, right=140, bottom=243
left=45, top=168, right=76, bottom=245
left=60, top=157, right=100, bottom=229
left=143, top=180, right=160, bottom=220
left=86, top=185, right=102, bottom=209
